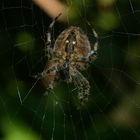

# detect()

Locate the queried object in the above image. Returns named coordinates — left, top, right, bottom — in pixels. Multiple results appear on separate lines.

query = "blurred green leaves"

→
left=96, top=11, right=119, bottom=31
left=1, top=118, right=39, bottom=140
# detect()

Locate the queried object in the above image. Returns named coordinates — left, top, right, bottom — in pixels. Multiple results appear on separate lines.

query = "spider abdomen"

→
left=54, top=26, right=91, bottom=61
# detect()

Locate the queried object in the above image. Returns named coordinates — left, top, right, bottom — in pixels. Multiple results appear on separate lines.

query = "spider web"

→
left=0, top=0, right=140, bottom=140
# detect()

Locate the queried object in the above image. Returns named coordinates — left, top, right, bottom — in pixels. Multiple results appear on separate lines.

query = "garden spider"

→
left=34, top=13, right=98, bottom=104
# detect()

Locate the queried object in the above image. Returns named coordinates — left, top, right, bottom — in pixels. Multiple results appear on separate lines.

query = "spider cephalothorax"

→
left=34, top=14, right=98, bottom=104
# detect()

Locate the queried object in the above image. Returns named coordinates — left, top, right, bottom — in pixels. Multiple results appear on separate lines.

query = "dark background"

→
left=0, top=0, right=140, bottom=140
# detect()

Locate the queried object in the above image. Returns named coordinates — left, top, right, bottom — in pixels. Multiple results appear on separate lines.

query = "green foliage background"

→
left=0, top=0, right=140, bottom=140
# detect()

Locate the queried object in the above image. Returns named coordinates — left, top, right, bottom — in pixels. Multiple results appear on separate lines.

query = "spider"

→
left=34, top=13, right=98, bottom=104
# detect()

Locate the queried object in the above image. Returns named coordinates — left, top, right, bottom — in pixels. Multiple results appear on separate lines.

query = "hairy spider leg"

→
left=33, top=60, right=59, bottom=90
left=89, top=25, right=99, bottom=62
left=78, top=27, right=98, bottom=64
left=70, top=68, right=90, bottom=104
left=45, top=13, right=62, bottom=59
left=66, top=26, right=98, bottom=66
left=33, top=14, right=62, bottom=79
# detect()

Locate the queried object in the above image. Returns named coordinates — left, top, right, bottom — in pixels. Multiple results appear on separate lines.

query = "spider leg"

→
left=87, top=23, right=99, bottom=63
left=41, top=70, right=57, bottom=93
left=33, top=60, right=59, bottom=92
left=74, top=28, right=98, bottom=66
left=45, top=13, right=62, bottom=59
left=70, top=68, right=90, bottom=104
